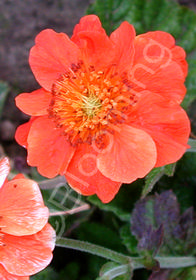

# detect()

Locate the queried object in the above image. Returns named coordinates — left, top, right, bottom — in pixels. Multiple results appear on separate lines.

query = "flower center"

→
left=82, top=94, right=102, bottom=118
left=48, top=62, right=136, bottom=146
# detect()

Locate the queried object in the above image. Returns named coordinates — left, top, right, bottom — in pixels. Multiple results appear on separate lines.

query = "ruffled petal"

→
left=27, top=116, right=75, bottom=178
left=0, top=178, right=49, bottom=236
left=127, top=92, right=190, bottom=166
left=0, top=158, right=10, bottom=189
left=29, top=29, right=80, bottom=91
left=110, top=21, right=135, bottom=73
left=0, top=264, right=29, bottom=280
left=130, top=57, right=186, bottom=104
left=71, top=15, right=114, bottom=70
left=97, top=124, right=157, bottom=183
left=66, top=143, right=121, bottom=203
left=133, top=31, right=187, bottom=103
left=0, top=224, right=55, bottom=276
left=15, top=117, right=37, bottom=148
left=15, top=88, right=52, bottom=116
left=135, top=31, right=187, bottom=76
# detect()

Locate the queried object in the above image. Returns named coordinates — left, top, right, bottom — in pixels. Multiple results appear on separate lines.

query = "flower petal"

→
left=27, top=116, right=75, bottom=178
left=132, top=31, right=187, bottom=103
left=71, top=15, right=114, bottom=69
left=66, top=143, right=121, bottom=203
left=15, top=117, right=37, bottom=148
left=0, top=178, right=49, bottom=236
left=135, top=31, right=188, bottom=76
left=110, top=21, right=135, bottom=73
left=130, top=57, right=186, bottom=103
left=0, top=224, right=55, bottom=276
left=97, top=124, right=157, bottom=183
left=0, top=264, right=29, bottom=280
left=29, top=29, right=80, bottom=91
left=15, top=88, right=52, bottom=116
left=127, top=92, right=190, bottom=166
left=0, top=158, right=9, bottom=189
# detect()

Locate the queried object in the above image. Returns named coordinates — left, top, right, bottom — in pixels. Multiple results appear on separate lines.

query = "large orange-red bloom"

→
left=0, top=158, right=55, bottom=280
left=15, top=15, right=190, bottom=203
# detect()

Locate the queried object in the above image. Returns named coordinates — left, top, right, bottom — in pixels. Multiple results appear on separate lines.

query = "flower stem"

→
left=56, top=237, right=196, bottom=270
left=56, top=237, right=131, bottom=264
left=101, top=264, right=129, bottom=279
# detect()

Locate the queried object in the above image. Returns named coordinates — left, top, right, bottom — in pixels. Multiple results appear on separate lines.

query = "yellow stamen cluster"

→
left=48, top=62, right=135, bottom=146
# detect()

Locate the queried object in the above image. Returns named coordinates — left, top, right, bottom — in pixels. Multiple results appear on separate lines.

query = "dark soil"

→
left=0, top=0, right=90, bottom=167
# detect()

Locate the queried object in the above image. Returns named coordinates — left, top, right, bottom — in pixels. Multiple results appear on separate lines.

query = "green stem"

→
left=56, top=237, right=131, bottom=264
left=102, top=264, right=129, bottom=279
left=156, top=256, right=196, bottom=269
left=56, top=238, right=196, bottom=270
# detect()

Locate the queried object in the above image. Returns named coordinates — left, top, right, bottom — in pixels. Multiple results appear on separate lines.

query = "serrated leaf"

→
left=137, top=225, right=163, bottom=257
left=131, top=190, right=196, bottom=256
left=0, top=81, right=9, bottom=118
left=131, top=198, right=163, bottom=256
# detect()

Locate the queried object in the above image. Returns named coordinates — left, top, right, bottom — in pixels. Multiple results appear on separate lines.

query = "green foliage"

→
left=131, top=190, right=196, bottom=256
left=120, top=224, right=138, bottom=256
left=76, top=221, right=126, bottom=252
left=88, top=181, right=142, bottom=221
left=31, top=267, right=58, bottom=280
left=0, top=81, right=9, bottom=118
left=142, top=163, right=176, bottom=198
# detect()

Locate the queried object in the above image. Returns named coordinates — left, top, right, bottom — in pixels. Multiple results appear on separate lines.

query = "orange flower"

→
left=15, top=15, right=190, bottom=203
left=0, top=158, right=55, bottom=280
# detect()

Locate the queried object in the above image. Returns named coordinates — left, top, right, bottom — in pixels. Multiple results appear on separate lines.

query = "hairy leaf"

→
left=131, top=190, right=196, bottom=256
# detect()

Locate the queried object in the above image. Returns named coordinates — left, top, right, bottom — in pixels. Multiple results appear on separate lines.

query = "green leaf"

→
left=120, top=224, right=138, bottom=256
left=76, top=221, right=126, bottom=253
left=142, top=163, right=176, bottom=198
left=88, top=194, right=131, bottom=221
left=88, top=181, right=142, bottom=221
left=0, top=81, right=9, bottom=118
left=142, top=167, right=164, bottom=198
left=31, top=267, right=58, bottom=280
